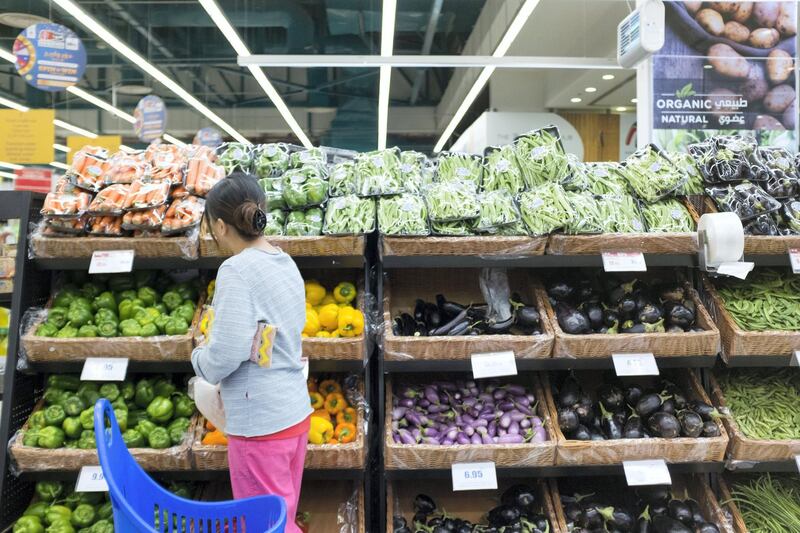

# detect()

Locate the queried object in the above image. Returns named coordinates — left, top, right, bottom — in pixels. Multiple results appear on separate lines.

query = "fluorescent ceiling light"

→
left=119, top=144, right=136, bottom=153
left=616, top=106, right=627, bottom=112
left=53, top=143, right=71, bottom=153
left=0, top=96, right=29, bottom=112
left=0, top=48, right=14, bottom=63
left=0, top=171, right=16, bottom=180
left=197, top=0, right=309, bottom=147
left=571, top=97, right=582, bottom=103
left=585, top=87, right=597, bottom=93
left=433, top=0, right=539, bottom=152
left=162, top=134, right=186, bottom=147
left=53, top=119, right=98, bottom=139
left=67, top=86, right=135, bottom=123
left=378, top=0, right=397, bottom=150
left=631, top=98, right=638, bottom=103
left=602, top=74, right=616, bottom=80
left=0, top=161, right=24, bottom=170
left=51, top=0, right=248, bottom=144
left=50, top=161, right=70, bottom=170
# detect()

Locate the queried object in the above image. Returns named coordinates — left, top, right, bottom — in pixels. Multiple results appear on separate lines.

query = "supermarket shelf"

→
left=32, top=255, right=365, bottom=270
left=384, top=461, right=725, bottom=480
left=383, top=354, right=718, bottom=372
left=26, top=358, right=366, bottom=374
left=382, top=254, right=698, bottom=269
left=723, top=355, right=797, bottom=367
left=20, top=468, right=365, bottom=482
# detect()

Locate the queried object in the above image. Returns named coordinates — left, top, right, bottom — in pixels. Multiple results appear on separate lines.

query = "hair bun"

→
left=233, top=200, right=265, bottom=237
left=252, top=208, right=267, bottom=232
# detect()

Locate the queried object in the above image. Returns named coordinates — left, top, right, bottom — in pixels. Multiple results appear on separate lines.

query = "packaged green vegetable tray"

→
left=282, top=166, right=329, bottom=209
left=399, top=151, right=432, bottom=193
left=328, top=160, right=358, bottom=197
left=253, top=143, right=290, bottom=178
left=216, top=142, right=253, bottom=174
left=473, top=190, right=522, bottom=233
left=289, top=147, right=326, bottom=169
left=378, top=194, right=429, bottom=236
left=258, top=177, right=286, bottom=210
left=424, top=180, right=480, bottom=222
left=562, top=191, right=603, bottom=234
left=323, top=195, right=376, bottom=235
left=641, top=198, right=695, bottom=233
left=355, top=149, right=403, bottom=197
left=513, top=126, right=571, bottom=188
left=435, top=152, right=483, bottom=188
left=430, top=219, right=473, bottom=236
left=517, top=182, right=572, bottom=236
left=263, top=209, right=285, bottom=236
left=285, top=207, right=324, bottom=236
left=705, top=182, right=781, bottom=222
left=482, top=145, right=525, bottom=193
left=620, top=144, right=686, bottom=203
left=574, top=162, right=629, bottom=196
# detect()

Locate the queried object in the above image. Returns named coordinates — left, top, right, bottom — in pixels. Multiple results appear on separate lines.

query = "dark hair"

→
left=205, top=172, right=267, bottom=240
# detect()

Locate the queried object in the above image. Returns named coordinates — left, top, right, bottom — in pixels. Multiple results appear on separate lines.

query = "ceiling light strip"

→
left=0, top=96, right=30, bottom=112
left=198, top=0, right=310, bottom=148
left=162, top=133, right=186, bottom=147
left=51, top=0, right=248, bottom=144
left=119, top=145, right=137, bottom=153
left=67, top=86, right=136, bottom=123
left=0, top=48, right=14, bottom=63
left=50, top=161, right=70, bottom=171
left=53, top=143, right=71, bottom=153
left=0, top=161, right=24, bottom=170
left=0, top=171, right=16, bottom=180
left=378, top=0, right=397, bottom=150
left=53, top=119, right=98, bottom=139
left=433, top=0, right=539, bottom=152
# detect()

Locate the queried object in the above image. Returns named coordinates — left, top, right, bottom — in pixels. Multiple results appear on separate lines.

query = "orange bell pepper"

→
left=205, top=419, right=216, bottom=431
left=202, top=429, right=228, bottom=446
left=334, top=423, right=357, bottom=443
left=318, top=379, right=342, bottom=396
left=336, top=407, right=357, bottom=426
left=324, top=392, right=346, bottom=415
left=307, top=377, right=318, bottom=393
left=309, top=392, right=324, bottom=410
left=326, top=437, right=339, bottom=445
left=311, top=409, right=331, bottom=422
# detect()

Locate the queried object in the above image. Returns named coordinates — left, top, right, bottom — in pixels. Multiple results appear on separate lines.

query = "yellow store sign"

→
left=67, top=135, right=121, bottom=163
left=0, top=109, right=55, bottom=164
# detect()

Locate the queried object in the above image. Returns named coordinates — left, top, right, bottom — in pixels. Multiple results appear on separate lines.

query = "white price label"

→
left=81, top=358, right=129, bottom=381
left=789, top=249, right=800, bottom=274
left=89, top=250, right=134, bottom=274
left=300, top=357, right=309, bottom=380
left=791, top=351, right=800, bottom=368
left=451, top=462, right=498, bottom=491
left=471, top=351, right=518, bottom=379
left=716, top=261, right=754, bottom=280
left=623, top=460, right=672, bottom=486
left=602, top=252, right=646, bottom=272
left=75, top=466, right=108, bottom=492
left=613, top=353, right=659, bottom=376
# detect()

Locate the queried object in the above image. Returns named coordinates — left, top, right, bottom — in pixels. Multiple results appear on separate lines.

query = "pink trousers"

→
left=227, top=432, right=308, bottom=533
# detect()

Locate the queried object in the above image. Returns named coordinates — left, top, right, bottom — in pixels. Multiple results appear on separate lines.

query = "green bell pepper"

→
left=35, top=323, right=59, bottom=337
left=43, top=389, right=69, bottom=407
left=146, top=396, right=174, bottom=423
left=153, top=378, right=176, bottom=398
left=77, top=430, right=96, bottom=449
left=92, top=292, right=116, bottom=313
left=140, top=322, right=159, bottom=337
left=98, top=383, right=120, bottom=402
left=171, top=305, right=194, bottom=324
left=135, top=307, right=160, bottom=326
left=96, top=322, right=117, bottom=338
left=63, top=396, right=85, bottom=417
left=88, top=520, right=113, bottom=533
left=48, top=375, right=80, bottom=391
left=64, top=439, right=78, bottom=449
left=44, top=405, right=66, bottom=427
left=13, top=516, right=44, bottom=533
left=62, top=417, right=82, bottom=439
left=96, top=503, right=112, bottom=521
left=45, top=519, right=75, bottom=533
left=108, top=274, right=135, bottom=293
left=29, top=410, right=47, bottom=429
left=168, top=416, right=190, bottom=431
left=94, top=308, right=117, bottom=325
left=66, top=306, right=93, bottom=328
left=80, top=282, right=103, bottom=300
left=164, top=317, right=189, bottom=336
left=69, top=297, right=92, bottom=312
left=135, top=270, right=156, bottom=289
left=77, top=382, right=98, bottom=397
left=62, top=492, right=81, bottom=510
left=176, top=283, right=197, bottom=302
left=162, top=290, right=182, bottom=311
left=153, top=314, right=169, bottom=334
left=116, top=289, right=137, bottom=303
left=110, top=396, right=127, bottom=411
left=122, top=428, right=145, bottom=448
left=137, top=286, right=158, bottom=307
left=55, top=324, right=79, bottom=338
left=44, top=506, right=72, bottom=526
left=113, top=408, right=128, bottom=432
left=38, top=426, right=65, bottom=448
left=154, top=302, right=167, bottom=315
left=46, top=308, right=69, bottom=329
left=173, top=394, right=195, bottom=418
left=23, top=502, right=50, bottom=520
left=81, top=389, right=100, bottom=408
left=127, top=409, right=147, bottom=427
left=118, top=319, right=141, bottom=337
left=169, top=425, right=187, bottom=445
left=78, top=492, right=103, bottom=505
left=53, top=290, right=76, bottom=309
left=35, top=480, right=64, bottom=501
left=76, top=325, right=98, bottom=338
left=120, top=381, right=135, bottom=401
left=70, top=505, right=96, bottom=528
left=23, top=429, right=40, bottom=447
left=181, top=299, right=196, bottom=312
left=79, top=408, right=94, bottom=430
left=118, top=300, right=133, bottom=321
left=134, top=379, right=154, bottom=408
left=147, top=426, right=171, bottom=449
left=135, top=419, right=157, bottom=438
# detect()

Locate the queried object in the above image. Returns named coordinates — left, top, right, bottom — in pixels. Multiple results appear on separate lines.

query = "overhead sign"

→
left=14, top=168, right=52, bottom=193
left=67, top=135, right=121, bottom=164
left=193, top=127, right=222, bottom=148
left=134, top=95, right=166, bottom=142
left=13, top=23, right=86, bottom=92
left=0, top=109, right=55, bottom=163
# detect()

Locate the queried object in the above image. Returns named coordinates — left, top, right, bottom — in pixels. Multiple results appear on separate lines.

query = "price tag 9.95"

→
left=471, top=351, right=517, bottom=379
left=81, top=358, right=129, bottom=382
left=602, top=252, right=646, bottom=272
left=623, top=460, right=672, bottom=486
left=75, top=466, right=108, bottom=492
left=612, top=353, right=659, bottom=376
left=451, top=462, right=498, bottom=491
left=89, top=250, right=135, bottom=274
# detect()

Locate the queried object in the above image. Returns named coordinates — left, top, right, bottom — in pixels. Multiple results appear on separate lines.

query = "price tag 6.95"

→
left=451, top=462, right=498, bottom=491
left=89, top=250, right=135, bottom=274
left=75, top=466, right=108, bottom=492
left=613, top=353, right=659, bottom=376
left=81, top=358, right=129, bottom=382
left=623, top=460, right=672, bottom=486
left=471, top=351, right=517, bottom=379
left=602, top=252, right=646, bottom=272
left=789, top=249, right=800, bottom=274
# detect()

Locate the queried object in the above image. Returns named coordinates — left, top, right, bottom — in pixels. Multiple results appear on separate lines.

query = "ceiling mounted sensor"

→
left=115, top=84, right=153, bottom=96
left=0, top=12, right=50, bottom=28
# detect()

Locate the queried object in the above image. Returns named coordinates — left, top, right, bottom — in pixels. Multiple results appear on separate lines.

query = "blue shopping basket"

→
left=93, top=399, right=286, bottom=532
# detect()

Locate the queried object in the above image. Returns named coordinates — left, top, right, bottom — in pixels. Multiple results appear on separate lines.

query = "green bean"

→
left=596, top=194, right=645, bottom=233
left=431, top=220, right=472, bottom=236
left=483, top=145, right=525, bottom=193
left=620, top=145, right=686, bottom=203
left=518, top=182, right=572, bottom=236
left=424, top=181, right=480, bottom=222
left=563, top=192, right=603, bottom=234
left=729, top=474, right=800, bottom=533
left=641, top=198, right=695, bottom=233
left=377, top=194, right=429, bottom=236
left=718, top=369, right=800, bottom=440
left=436, top=152, right=483, bottom=187
left=716, top=270, right=800, bottom=331
left=514, top=127, right=571, bottom=188
left=474, top=190, right=521, bottom=231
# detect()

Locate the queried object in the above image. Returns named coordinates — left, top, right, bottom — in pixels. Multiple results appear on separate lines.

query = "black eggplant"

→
left=401, top=313, right=416, bottom=335
left=547, top=280, right=574, bottom=301
left=448, top=321, right=470, bottom=336
left=636, top=393, right=665, bottom=418
left=686, top=499, right=704, bottom=525
left=392, top=316, right=403, bottom=335
left=487, top=505, right=520, bottom=527
left=484, top=316, right=514, bottom=334
left=556, top=302, right=592, bottom=334
left=578, top=506, right=604, bottom=529
left=564, top=502, right=582, bottom=522
left=702, top=421, right=720, bottom=437
left=621, top=321, right=646, bottom=333
left=597, top=384, right=625, bottom=410
left=393, top=516, right=408, bottom=531
left=649, top=502, right=668, bottom=517
left=636, top=486, right=670, bottom=505
left=394, top=527, right=411, bottom=533
left=660, top=286, right=684, bottom=303
left=599, top=403, right=623, bottom=440
left=412, top=511, right=428, bottom=525
left=413, top=494, right=437, bottom=515
left=598, top=506, right=635, bottom=531
left=677, top=411, right=703, bottom=438
left=501, top=484, right=537, bottom=511
left=427, top=516, right=442, bottom=527
left=558, top=375, right=581, bottom=408
left=625, top=385, right=643, bottom=406
left=581, top=301, right=604, bottom=330
left=414, top=299, right=425, bottom=322
left=424, top=303, right=442, bottom=329
left=623, top=412, right=644, bottom=439
left=413, top=321, right=428, bottom=336
left=651, top=515, right=691, bottom=533
left=575, top=396, right=595, bottom=425
left=558, top=407, right=580, bottom=433
left=638, top=303, right=663, bottom=324
left=620, top=297, right=637, bottom=314
left=572, top=424, right=592, bottom=440
left=689, top=401, right=720, bottom=422
left=431, top=526, right=449, bottom=533
left=440, top=300, right=466, bottom=317
left=696, top=523, right=720, bottom=533
left=603, top=308, right=621, bottom=328
left=647, top=412, right=681, bottom=438
left=664, top=302, right=694, bottom=330
left=429, top=309, right=468, bottom=336
left=667, top=500, right=692, bottom=525
left=590, top=429, right=606, bottom=441
left=660, top=399, right=677, bottom=416
left=515, top=306, right=541, bottom=328
left=467, top=304, right=488, bottom=321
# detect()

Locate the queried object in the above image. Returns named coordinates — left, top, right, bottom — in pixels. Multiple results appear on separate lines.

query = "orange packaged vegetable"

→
left=88, top=184, right=130, bottom=215
left=161, top=195, right=205, bottom=234
left=41, top=192, right=92, bottom=216
left=122, top=204, right=166, bottom=230
left=88, top=216, right=124, bottom=236
left=123, top=180, right=170, bottom=211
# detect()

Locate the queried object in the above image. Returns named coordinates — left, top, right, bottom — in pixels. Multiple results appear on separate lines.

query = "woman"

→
left=192, top=173, right=310, bottom=531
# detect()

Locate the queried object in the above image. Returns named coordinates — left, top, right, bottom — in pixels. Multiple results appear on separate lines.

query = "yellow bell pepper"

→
left=315, top=330, right=332, bottom=338
left=309, top=392, right=324, bottom=409
left=303, top=308, right=321, bottom=336
left=330, top=330, right=341, bottom=338
left=304, top=280, right=326, bottom=306
left=318, top=303, right=340, bottom=332
left=207, top=279, right=216, bottom=300
left=308, top=416, right=334, bottom=444
left=321, top=294, right=337, bottom=306
left=337, top=307, right=364, bottom=337
left=333, top=282, right=357, bottom=304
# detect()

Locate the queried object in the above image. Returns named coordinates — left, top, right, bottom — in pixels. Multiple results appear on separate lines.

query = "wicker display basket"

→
left=8, top=400, right=196, bottom=472
left=192, top=380, right=366, bottom=470
left=200, top=224, right=365, bottom=257
left=301, top=272, right=367, bottom=361
left=548, top=475, right=735, bottom=533
left=543, top=284, right=720, bottom=358
left=695, top=197, right=800, bottom=255
left=21, top=294, right=204, bottom=362
left=382, top=269, right=554, bottom=361
left=702, top=275, right=800, bottom=360
left=709, top=373, right=800, bottom=463
left=384, top=374, right=556, bottom=469
left=543, top=370, right=729, bottom=466
left=388, top=478, right=557, bottom=532
left=717, top=476, right=750, bottom=533
left=546, top=198, right=700, bottom=255
left=30, top=234, right=199, bottom=259
left=381, top=235, right=547, bottom=257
